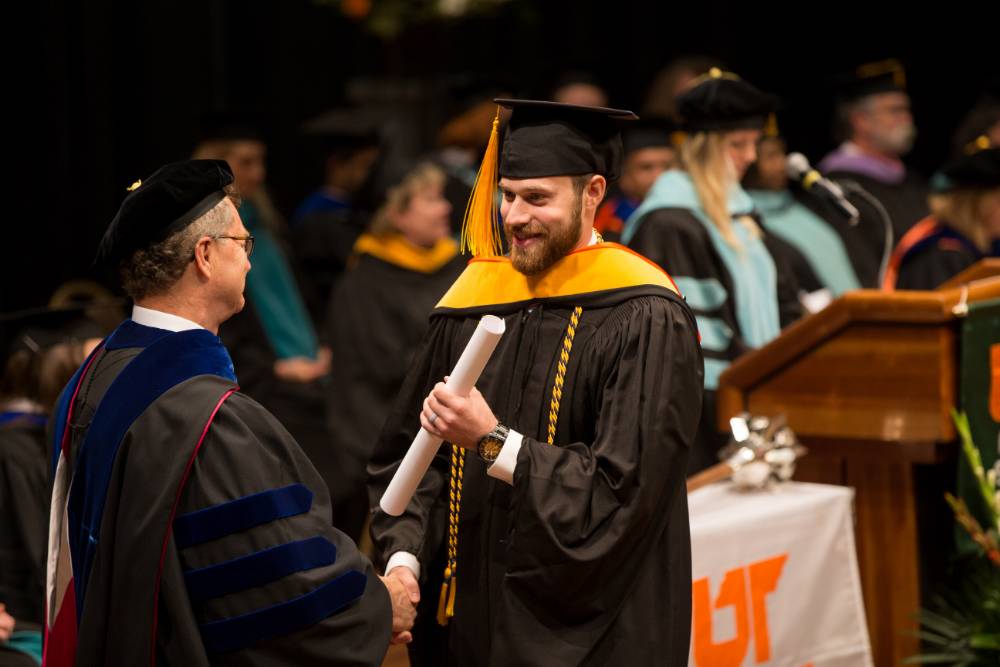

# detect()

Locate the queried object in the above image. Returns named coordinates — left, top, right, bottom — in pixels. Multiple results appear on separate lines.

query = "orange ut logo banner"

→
left=691, top=554, right=811, bottom=667
left=687, top=483, right=872, bottom=667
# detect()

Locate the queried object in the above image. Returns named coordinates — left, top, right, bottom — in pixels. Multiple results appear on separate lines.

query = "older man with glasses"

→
left=42, top=159, right=415, bottom=666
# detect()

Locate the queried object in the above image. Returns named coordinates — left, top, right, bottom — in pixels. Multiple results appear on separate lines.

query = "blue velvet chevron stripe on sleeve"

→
left=172, top=484, right=313, bottom=549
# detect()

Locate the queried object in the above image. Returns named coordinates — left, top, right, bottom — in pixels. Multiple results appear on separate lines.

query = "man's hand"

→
left=0, top=604, right=15, bottom=643
left=420, top=380, right=498, bottom=450
left=380, top=567, right=419, bottom=645
left=273, top=349, right=331, bottom=383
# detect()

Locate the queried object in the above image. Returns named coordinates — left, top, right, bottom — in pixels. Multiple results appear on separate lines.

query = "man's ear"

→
left=192, top=236, right=214, bottom=279
left=585, top=174, right=607, bottom=209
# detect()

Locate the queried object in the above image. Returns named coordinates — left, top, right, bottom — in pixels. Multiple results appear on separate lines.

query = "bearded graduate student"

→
left=369, top=100, right=704, bottom=666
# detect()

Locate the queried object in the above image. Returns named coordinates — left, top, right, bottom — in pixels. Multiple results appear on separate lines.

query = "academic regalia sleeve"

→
left=173, top=391, right=392, bottom=666
left=502, top=296, right=702, bottom=620
left=366, top=316, right=463, bottom=577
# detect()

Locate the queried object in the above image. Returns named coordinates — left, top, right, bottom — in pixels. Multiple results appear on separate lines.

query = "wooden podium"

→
left=716, top=263, right=1000, bottom=666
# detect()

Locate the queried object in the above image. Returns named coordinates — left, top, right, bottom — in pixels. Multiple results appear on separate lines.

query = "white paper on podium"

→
left=379, top=314, right=506, bottom=516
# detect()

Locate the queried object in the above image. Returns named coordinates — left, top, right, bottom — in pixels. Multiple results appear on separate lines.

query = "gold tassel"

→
left=445, top=575, right=457, bottom=619
left=436, top=578, right=451, bottom=626
left=459, top=106, right=503, bottom=258
left=764, top=113, right=779, bottom=138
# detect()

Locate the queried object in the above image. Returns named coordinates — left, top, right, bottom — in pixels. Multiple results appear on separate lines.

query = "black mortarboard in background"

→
left=675, top=68, right=776, bottom=133
left=300, top=107, right=383, bottom=157
left=622, top=117, right=677, bottom=155
left=0, top=306, right=103, bottom=362
left=834, top=58, right=908, bottom=104
left=931, top=146, right=1000, bottom=193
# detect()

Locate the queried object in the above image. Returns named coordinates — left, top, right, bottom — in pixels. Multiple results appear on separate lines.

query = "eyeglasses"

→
left=214, top=235, right=255, bottom=258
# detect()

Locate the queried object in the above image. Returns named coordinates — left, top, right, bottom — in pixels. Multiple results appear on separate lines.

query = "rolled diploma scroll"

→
left=380, top=314, right=506, bottom=516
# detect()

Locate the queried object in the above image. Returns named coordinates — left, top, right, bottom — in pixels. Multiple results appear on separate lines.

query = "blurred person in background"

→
left=743, top=115, right=868, bottom=302
left=595, top=117, right=677, bottom=242
left=883, top=144, right=1000, bottom=290
left=325, top=162, right=464, bottom=544
left=193, top=119, right=337, bottom=498
left=819, top=59, right=929, bottom=268
left=291, top=109, right=384, bottom=323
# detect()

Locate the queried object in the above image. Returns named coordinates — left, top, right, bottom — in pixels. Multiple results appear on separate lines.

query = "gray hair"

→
left=120, top=191, right=237, bottom=300
left=834, top=96, right=876, bottom=144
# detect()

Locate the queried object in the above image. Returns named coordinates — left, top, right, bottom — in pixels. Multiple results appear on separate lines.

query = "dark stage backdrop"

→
left=5, top=0, right=995, bottom=311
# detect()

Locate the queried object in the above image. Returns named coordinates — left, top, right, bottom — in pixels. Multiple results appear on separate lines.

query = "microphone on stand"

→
left=786, top=152, right=861, bottom=226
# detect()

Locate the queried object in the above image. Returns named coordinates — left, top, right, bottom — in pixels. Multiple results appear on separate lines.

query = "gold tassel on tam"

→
left=764, top=113, right=779, bottom=139
left=459, top=106, right=503, bottom=258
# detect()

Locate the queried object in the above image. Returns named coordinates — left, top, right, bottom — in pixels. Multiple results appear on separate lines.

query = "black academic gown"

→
left=46, top=320, right=390, bottom=667
left=368, top=245, right=703, bottom=667
left=0, top=415, right=49, bottom=628
left=887, top=217, right=995, bottom=290
left=627, top=209, right=802, bottom=472
left=290, top=207, right=370, bottom=325
left=325, top=237, right=466, bottom=542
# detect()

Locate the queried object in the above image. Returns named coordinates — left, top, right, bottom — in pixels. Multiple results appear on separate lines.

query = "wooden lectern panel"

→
left=744, top=323, right=955, bottom=443
left=716, top=272, right=1000, bottom=667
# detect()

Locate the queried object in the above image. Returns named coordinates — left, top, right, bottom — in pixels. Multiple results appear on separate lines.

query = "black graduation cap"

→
left=622, top=117, right=677, bottom=155
left=835, top=58, right=907, bottom=104
left=96, top=159, right=234, bottom=266
left=496, top=99, right=637, bottom=180
left=931, top=146, right=1000, bottom=193
left=675, top=68, right=775, bottom=133
left=300, top=107, right=383, bottom=155
left=0, top=305, right=105, bottom=363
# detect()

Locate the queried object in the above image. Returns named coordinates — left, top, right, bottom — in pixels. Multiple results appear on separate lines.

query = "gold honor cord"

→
left=548, top=307, right=583, bottom=445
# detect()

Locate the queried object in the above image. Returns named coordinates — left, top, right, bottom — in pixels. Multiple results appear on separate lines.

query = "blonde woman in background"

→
left=623, top=69, right=802, bottom=472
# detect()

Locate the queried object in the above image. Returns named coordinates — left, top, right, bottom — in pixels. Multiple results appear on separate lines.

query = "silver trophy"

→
left=687, top=413, right=807, bottom=493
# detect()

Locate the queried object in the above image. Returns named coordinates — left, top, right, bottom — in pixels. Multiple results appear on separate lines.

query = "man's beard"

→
left=874, top=123, right=916, bottom=156
left=506, top=198, right=582, bottom=276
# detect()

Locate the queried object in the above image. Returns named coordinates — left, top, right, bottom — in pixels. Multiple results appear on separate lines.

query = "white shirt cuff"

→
left=385, top=551, right=420, bottom=579
left=486, top=429, right=523, bottom=486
